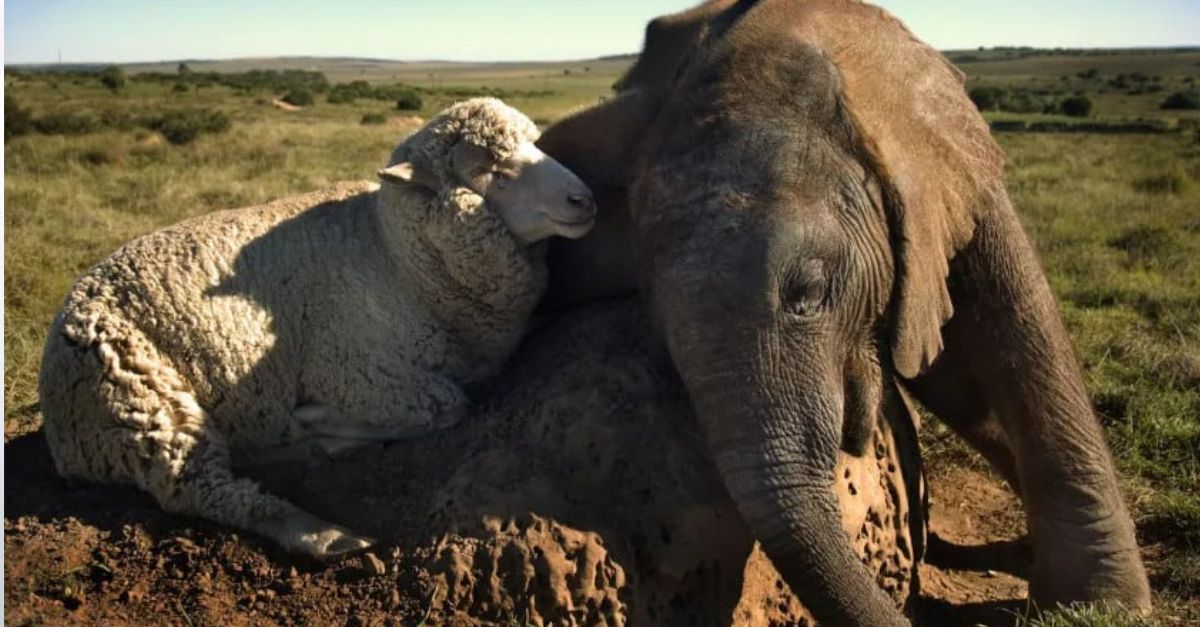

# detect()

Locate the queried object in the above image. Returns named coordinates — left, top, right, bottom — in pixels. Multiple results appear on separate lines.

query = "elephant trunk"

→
left=700, top=377, right=908, bottom=626
left=661, top=302, right=909, bottom=626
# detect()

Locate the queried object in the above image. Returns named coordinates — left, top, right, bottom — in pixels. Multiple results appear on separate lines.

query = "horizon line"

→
left=7, top=44, right=1200, bottom=69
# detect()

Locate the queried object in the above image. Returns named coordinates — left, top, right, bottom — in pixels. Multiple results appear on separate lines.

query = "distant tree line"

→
left=947, top=45, right=1200, bottom=65
left=6, top=65, right=564, bottom=115
left=968, top=86, right=1094, bottom=117
left=4, top=94, right=229, bottom=145
left=133, top=67, right=331, bottom=95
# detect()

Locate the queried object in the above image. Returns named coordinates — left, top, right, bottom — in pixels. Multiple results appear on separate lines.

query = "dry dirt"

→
left=6, top=300, right=1034, bottom=626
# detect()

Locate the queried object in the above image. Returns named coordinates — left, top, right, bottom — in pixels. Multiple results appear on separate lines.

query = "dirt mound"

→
left=6, top=300, right=1028, bottom=625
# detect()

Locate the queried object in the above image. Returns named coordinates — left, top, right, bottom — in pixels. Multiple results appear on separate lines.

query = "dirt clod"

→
left=360, top=552, right=387, bottom=577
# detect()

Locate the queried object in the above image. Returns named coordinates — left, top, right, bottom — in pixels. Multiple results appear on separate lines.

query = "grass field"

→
left=5, top=48, right=1200, bottom=623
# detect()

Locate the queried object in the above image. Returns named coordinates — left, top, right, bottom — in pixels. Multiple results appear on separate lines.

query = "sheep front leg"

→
left=148, top=426, right=376, bottom=559
left=295, top=368, right=469, bottom=443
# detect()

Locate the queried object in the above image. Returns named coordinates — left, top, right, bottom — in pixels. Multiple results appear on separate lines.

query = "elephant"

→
left=537, top=0, right=1152, bottom=625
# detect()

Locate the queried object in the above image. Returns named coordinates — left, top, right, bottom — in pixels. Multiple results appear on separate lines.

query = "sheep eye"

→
left=491, top=168, right=517, bottom=180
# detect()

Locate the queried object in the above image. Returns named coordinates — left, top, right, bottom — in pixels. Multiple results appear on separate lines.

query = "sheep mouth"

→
left=548, top=215, right=596, bottom=227
left=546, top=214, right=596, bottom=239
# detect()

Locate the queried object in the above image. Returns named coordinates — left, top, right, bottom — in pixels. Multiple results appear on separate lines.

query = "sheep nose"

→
left=568, top=193, right=596, bottom=216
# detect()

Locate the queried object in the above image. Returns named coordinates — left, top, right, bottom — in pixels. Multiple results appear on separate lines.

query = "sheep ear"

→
left=378, top=162, right=440, bottom=190
left=378, top=162, right=417, bottom=184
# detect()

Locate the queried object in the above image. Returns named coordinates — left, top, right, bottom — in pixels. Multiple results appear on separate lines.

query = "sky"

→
left=4, top=0, right=1199, bottom=65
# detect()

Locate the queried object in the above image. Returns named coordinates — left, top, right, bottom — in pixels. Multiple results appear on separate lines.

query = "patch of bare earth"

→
left=0, top=301, right=1103, bottom=626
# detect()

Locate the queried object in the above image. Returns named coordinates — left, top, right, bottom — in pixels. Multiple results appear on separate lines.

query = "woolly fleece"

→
left=39, top=99, right=551, bottom=556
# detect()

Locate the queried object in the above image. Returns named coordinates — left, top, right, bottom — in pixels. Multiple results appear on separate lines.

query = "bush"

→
left=33, top=111, right=99, bottom=135
left=172, top=82, right=190, bottom=93
left=328, top=80, right=376, bottom=104
left=77, top=144, right=125, bottom=167
left=99, top=66, right=126, bottom=92
left=1005, top=90, right=1045, bottom=114
left=360, top=113, right=387, bottom=125
left=1161, top=91, right=1200, bottom=111
left=5, top=95, right=34, bottom=140
left=969, top=86, right=1004, bottom=111
left=281, top=88, right=314, bottom=107
left=970, top=86, right=1058, bottom=114
left=1060, top=95, right=1093, bottom=117
left=146, top=109, right=231, bottom=145
left=395, top=88, right=423, bottom=111
left=98, top=108, right=136, bottom=131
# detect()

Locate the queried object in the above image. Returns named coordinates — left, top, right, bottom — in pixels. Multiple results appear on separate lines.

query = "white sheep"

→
left=38, top=97, right=597, bottom=559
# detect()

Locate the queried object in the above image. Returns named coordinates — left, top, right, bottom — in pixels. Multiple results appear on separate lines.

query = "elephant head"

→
left=539, top=0, right=1151, bottom=624
left=631, top=26, right=933, bottom=627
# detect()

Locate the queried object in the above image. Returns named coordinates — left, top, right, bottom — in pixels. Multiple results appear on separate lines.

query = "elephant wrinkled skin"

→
left=538, top=0, right=1152, bottom=625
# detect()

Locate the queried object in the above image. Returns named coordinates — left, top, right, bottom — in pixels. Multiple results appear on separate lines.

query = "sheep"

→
left=38, top=97, right=597, bottom=559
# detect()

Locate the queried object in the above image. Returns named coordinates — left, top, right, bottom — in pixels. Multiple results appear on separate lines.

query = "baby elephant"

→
left=39, top=98, right=595, bottom=559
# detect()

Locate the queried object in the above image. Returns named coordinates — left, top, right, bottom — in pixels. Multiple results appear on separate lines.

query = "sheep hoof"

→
left=300, top=525, right=376, bottom=560
left=323, top=531, right=377, bottom=558
left=262, top=510, right=376, bottom=560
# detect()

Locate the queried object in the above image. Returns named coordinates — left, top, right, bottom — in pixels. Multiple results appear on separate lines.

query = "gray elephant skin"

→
left=537, top=0, right=1152, bottom=625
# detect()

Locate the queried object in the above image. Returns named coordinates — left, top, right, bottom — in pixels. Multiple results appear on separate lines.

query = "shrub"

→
left=5, top=95, right=34, bottom=140
left=360, top=113, right=387, bottom=125
left=395, top=88, right=423, bottom=111
left=1004, top=90, right=1045, bottom=114
left=329, top=80, right=376, bottom=104
left=1160, top=91, right=1200, bottom=111
left=98, top=108, right=136, bottom=131
left=1059, top=95, right=1093, bottom=117
left=78, top=144, right=125, bottom=167
left=172, top=82, right=189, bottom=93
left=146, top=109, right=231, bottom=145
left=968, top=86, right=1004, bottom=111
left=33, top=111, right=99, bottom=135
left=99, top=66, right=126, bottom=92
left=281, top=88, right=314, bottom=107
left=326, top=90, right=354, bottom=104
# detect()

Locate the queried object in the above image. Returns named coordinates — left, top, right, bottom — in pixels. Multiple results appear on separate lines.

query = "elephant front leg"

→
left=941, top=206, right=1151, bottom=611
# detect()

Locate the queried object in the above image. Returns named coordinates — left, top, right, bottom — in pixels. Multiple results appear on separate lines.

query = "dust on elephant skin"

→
left=243, top=299, right=920, bottom=625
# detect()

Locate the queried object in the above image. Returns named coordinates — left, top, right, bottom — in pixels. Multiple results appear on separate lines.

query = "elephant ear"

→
left=783, top=0, right=1007, bottom=378
left=615, top=0, right=738, bottom=92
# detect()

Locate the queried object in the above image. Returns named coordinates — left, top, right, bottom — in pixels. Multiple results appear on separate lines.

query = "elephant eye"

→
left=781, top=261, right=827, bottom=318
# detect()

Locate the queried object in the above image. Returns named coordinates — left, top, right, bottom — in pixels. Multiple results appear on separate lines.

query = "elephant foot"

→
left=1029, top=541, right=1151, bottom=613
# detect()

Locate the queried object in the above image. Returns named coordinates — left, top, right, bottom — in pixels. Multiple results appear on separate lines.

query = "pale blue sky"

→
left=4, top=1, right=1199, bottom=65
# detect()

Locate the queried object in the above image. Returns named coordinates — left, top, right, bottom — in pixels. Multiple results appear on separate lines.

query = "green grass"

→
left=1012, top=603, right=1163, bottom=627
left=4, top=50, right=1199, bottom=621
left=997, top=131, right=1200, bottom=612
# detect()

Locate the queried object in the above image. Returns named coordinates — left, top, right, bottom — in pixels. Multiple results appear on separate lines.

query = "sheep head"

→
left=381, top=98, right=597, bottom=245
